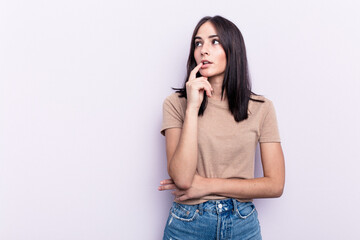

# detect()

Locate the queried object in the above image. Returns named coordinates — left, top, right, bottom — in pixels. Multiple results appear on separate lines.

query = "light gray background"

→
left=1, top=0, right=359, bottom=239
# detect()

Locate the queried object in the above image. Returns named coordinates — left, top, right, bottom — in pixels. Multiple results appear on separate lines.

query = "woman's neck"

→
left=208, top=75, right=226, bottom=101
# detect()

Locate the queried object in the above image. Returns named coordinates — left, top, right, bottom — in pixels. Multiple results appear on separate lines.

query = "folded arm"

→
left=207, top=143, right=285, bottom=199
left=159, top=142, right=285, bottom=201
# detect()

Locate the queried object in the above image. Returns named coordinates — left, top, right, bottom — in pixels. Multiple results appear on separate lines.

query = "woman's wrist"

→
left=186, top=106, right=199, bottom=114
left=204, top=177, right=216, bottom=195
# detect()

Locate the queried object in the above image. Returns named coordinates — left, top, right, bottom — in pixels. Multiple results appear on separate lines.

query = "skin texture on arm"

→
left=158, top=142, right=285, bottom=201
left=165, top=62, right=213, bottom=190
left=165, top=108, right=199, bottom=190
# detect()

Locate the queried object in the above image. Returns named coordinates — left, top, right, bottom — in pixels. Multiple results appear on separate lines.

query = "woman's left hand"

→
left=158, top=174, right=210, bottom=201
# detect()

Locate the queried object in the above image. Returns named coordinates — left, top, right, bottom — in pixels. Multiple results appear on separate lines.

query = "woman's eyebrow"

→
left=194, top=34, right=219, bottom=40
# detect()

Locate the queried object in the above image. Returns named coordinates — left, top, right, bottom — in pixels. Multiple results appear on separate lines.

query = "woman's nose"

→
left=200, top=43, right=210, bottom=55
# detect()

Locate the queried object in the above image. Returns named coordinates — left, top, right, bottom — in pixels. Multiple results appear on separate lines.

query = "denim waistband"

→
left=198, top=198, right=239, bottom=215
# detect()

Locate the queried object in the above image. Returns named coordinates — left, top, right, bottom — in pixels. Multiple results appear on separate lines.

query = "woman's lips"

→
left=201, top=63, right=212, bottom=69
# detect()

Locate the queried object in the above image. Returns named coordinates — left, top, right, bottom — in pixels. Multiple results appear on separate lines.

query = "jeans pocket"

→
left=170, top=202, right=199, bottom=222
left=235, top=201, right=256, bottom=219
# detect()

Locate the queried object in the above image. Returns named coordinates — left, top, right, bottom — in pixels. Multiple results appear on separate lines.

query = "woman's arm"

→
left=166, top=107, right=199, bottom=190
left=208, top=142, right=285, bottom=199
left=159, top=142, right=285, bottom=201
left=165, top=63, right=212, bottom=190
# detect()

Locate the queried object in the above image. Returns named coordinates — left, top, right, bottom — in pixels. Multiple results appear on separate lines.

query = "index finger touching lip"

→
left=190, top=62, right=203, bottom=79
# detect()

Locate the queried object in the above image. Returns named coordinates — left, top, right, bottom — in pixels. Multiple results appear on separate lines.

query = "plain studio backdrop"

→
left=0, top=0, right=359, bottom=239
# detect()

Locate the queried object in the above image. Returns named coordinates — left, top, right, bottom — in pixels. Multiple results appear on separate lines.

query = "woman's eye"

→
left=213, top=39, right=220, bottom=44
left=195, top=41, right=202, bottom=47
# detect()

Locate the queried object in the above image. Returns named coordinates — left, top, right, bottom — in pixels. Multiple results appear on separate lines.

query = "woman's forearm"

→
left=168, top=108, right=199, bottom=190
left=206, top=177, right=284, bottom=199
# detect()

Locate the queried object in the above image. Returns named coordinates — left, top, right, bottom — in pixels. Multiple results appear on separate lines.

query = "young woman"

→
left=158, top=15, right=285, bottom=240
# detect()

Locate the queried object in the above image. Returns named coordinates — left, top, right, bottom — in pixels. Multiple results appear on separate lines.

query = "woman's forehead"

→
left=195, top=22, right=217, bottom=38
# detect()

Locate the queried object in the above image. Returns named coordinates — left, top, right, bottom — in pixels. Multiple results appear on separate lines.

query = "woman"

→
left=158, top=15, right=285, bottom=240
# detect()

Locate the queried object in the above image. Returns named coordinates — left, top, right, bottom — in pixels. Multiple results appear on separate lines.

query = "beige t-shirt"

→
left=160, top=92, right=281, bottom=205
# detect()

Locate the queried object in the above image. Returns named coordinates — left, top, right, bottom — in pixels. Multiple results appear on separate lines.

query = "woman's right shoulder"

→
left=163, top=92, right=187, bottom=111
left=164, top=92, right=187, bottom=105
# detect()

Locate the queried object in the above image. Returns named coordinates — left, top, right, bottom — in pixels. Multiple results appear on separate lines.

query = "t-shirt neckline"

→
left=207, top=96, right=229, bottom=109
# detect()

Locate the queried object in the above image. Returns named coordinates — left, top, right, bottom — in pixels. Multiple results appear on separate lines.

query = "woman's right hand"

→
left=186, top=62, right=214, bottom=110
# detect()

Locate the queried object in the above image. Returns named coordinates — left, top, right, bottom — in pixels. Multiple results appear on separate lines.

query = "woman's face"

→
left=194, top=21, right=227, bottom=80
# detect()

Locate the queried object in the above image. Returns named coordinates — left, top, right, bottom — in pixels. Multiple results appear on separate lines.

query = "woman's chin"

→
left=199, top=71, right=212, bottom=78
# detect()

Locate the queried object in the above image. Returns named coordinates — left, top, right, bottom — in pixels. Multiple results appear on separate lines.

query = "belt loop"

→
left=232, top=199, right=237, bottom=214
left=198, top=202, right=204, bottom=215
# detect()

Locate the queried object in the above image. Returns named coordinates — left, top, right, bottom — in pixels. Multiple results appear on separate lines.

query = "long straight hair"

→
left=172, top=15, right=264, bottom=122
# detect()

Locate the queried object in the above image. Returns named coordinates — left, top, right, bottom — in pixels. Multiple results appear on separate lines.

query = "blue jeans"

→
left=162, top=198, right=262, bottom=240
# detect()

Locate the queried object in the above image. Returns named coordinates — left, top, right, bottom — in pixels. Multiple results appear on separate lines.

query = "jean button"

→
left=218, top=204, right=223, bottom=208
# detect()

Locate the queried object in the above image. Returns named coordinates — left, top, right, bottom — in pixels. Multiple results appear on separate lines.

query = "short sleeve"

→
left=259, top=100, right=281, bottom=143
left=160, top=94, right=184, bottom=136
